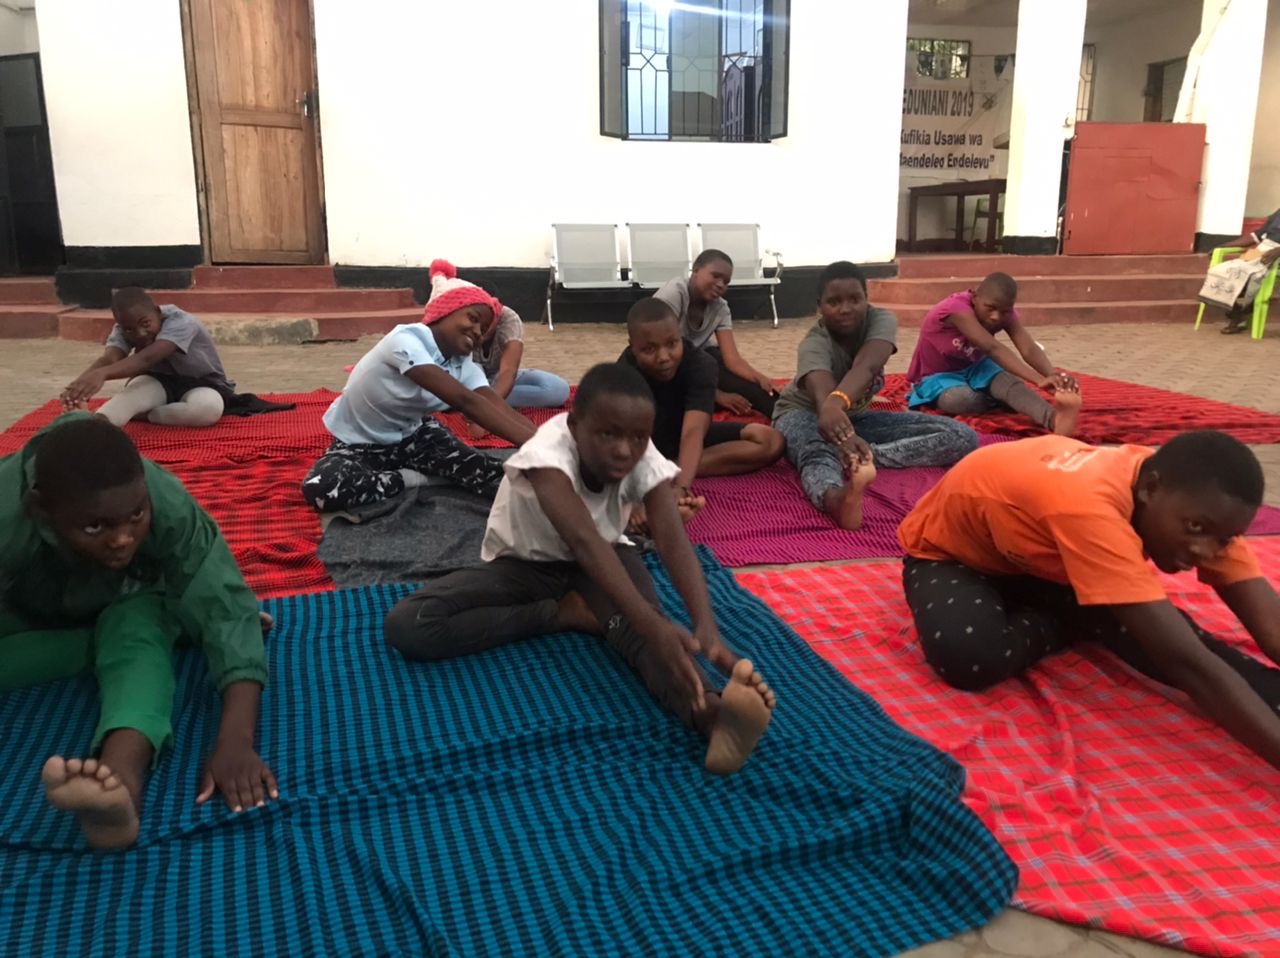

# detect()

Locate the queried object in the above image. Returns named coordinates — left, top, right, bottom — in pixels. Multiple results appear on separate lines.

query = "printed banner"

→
left=899, top=59, right=1011, bottom=179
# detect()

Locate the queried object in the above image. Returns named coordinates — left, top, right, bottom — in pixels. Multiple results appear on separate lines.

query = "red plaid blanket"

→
left=736, top=539, right=1280, bottom=957
left=880, top=372, right=1280, bottom=445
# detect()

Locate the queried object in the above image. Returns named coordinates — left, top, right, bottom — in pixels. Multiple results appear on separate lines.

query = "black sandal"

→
left=1222, top=322, right=1248, bottom=334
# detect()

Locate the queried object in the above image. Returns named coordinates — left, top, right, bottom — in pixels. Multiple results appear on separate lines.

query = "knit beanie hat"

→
left=422, top=259, right=501, bottom=326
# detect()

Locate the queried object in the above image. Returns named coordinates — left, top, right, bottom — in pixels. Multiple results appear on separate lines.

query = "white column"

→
left=1177, top=0, right=1269, bottom=237
left=1002, top=0, right=1088, bottom=246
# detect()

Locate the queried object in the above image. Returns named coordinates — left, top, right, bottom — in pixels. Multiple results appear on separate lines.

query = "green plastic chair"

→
left=1195, top=245, right=1280, bottom=339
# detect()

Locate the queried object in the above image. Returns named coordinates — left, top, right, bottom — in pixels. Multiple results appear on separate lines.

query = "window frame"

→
left=598, top=0, right=791, bottom=143
left=907, top=37, right=972, bottom=81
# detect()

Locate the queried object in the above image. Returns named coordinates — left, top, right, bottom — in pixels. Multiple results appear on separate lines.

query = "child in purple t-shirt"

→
left=904, top=272, right=1083, bottom=435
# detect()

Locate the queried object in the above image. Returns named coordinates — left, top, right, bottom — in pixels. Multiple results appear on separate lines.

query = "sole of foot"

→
left=705, top=659, right=776, bottom=776
left=556, top=590, right=602, bottom=635
left=829, top=460, right=876, bottom=531
left=1052, top=388, right=1083, bottom=436
left=41, top=756, right=139, bottom=850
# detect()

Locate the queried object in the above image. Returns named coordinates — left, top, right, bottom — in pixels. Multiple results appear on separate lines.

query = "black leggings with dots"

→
left=902, top=556, right=1280, bottom=710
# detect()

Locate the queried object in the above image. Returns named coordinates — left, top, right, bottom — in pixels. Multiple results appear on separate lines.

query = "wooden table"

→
left=906, top=178, right=1007, bottom=253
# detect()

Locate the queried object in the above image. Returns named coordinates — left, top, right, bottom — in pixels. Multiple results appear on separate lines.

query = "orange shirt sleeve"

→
left=1041, top=512, right=1167, bottom=606
left=1198, top=537, right=1263, bottom=589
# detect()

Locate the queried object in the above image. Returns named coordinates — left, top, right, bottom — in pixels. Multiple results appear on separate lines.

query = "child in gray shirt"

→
left=62, top=287, right=287, bottom=426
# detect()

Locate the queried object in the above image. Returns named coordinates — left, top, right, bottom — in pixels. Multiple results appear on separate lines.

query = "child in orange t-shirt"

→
left=897, top=430, right=1280, bottom=771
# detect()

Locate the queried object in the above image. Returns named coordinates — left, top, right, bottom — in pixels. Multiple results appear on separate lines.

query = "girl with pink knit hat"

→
left=302, top=260, right=536, bottom=513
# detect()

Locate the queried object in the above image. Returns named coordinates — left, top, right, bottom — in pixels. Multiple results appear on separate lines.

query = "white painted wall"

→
left=35, top=0, right=200, bottom=248
left=1246, top=0, right=1280, bottom=216
left=897, top=22, right=1018, bottom=240
left=1004, top=0, right=1089, bottom=238
left=313, top=0, right=910, bottom=268
left=0, top=7, right=39, bottom=56
left=1085, top=0, right=1200, bottom=123
left=1183, top=0, right=1268, bottom=236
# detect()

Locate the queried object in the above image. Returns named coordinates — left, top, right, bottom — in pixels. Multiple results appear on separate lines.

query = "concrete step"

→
left=157, top=287, right=417, bottom=313
left=869, top=274, right=1203, bottom=305
left=59, top=308, right=422, bottom=345
left=896, top=253, right=1208, bottom=279
left=0, top=277, right=59, bottom=305
left=0, top=303, right=75, bottom=338
left=889, top=299, right=1201, bottom=326
left=191, top=265, right=338, bottom=290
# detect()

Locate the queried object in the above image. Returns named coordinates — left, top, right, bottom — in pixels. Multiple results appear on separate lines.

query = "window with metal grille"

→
left=907, top=37, right=971, bottom=80
left=600, top=0, right=790, bottom=142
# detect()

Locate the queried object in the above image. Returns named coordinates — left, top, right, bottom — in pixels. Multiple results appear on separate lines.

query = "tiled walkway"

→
left=5, top=316, right=1277, bottom=956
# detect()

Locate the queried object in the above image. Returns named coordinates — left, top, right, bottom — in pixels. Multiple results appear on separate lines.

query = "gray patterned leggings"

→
left=774, top=408, right=979, bottom=509
left=902, top=556, right=1280, bottom=708
left=302, top=418, right=505, bottom=512
left=934, top=371, right=1056, bottom=431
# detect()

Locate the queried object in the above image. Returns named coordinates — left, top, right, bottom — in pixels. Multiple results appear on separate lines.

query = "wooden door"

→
left=189, top=0, right=324, bottom=264
left=1062, top=122, right=1205, bottom=255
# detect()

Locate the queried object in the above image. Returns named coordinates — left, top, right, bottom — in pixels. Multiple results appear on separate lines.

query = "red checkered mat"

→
left=736, top=539, right=1280, bottom=957
left=879, top=372, right=1280, bottom=445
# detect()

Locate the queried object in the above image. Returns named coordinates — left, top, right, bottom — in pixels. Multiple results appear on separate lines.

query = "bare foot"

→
left=676, top=494, right=706, bottom=525
left=556, top=590, right=602, bottom=635
left=1052, top=386, right=1083, bottom=436
left=41, top=756, right=139, bottom=849
left=705, top=660, right=775, bottom=775
left=824, top=459, right=877, bottom=531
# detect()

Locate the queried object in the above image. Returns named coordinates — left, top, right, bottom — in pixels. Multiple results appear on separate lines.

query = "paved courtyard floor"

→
left=4, top=316, right=1277, bottom=956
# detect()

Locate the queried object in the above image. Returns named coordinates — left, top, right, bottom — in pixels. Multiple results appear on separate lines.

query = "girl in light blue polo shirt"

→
left=302, top=261, right=536, bottom=512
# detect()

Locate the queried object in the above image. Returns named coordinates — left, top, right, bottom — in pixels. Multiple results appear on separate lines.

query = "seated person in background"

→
left=654, top=249, right=778, bottom=418
left=772, top=261, right=978, bottom=532
left=619, top=297, right=785, bottom=531
left=466, top=303, right=570, bottom=437
left=1, top=415, right=275, bottom=849
left=899, top=430, right=1280, bottom=774
left=302, top=260, right=535, bottom=513
left=384, top=362, right=777, bottom=776
left=1199, top=208, right=1280, bottom=334
left=905, top=272, right=1082, bottom=435
left=61, top=288, right=290, bottom=427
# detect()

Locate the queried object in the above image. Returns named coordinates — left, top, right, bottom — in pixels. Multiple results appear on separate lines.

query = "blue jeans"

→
left=496, top=368, right=571, bottom=408
left=774, top=407, right=978, bottom=508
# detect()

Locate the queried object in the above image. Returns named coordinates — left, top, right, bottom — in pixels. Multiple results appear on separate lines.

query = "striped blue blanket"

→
left=0, top=548, right=1015, bottom=957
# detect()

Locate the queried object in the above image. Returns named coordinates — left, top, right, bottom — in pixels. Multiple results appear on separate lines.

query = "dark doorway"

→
left=0, top=53, right=63, bottom=275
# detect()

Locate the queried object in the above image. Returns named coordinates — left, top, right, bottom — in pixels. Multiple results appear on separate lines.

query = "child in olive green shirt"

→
left=0, top=414, right=274, bottom=849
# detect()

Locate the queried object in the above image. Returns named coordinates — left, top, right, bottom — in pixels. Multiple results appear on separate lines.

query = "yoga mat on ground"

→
left=736, top=537, right=1280, bottom=958
left=879, top=372, right=1280, bottom=446
left=318, top=466, right=514, bottom=588
left=686, top=434, right=1014, bottom=565
left=0, top=547, right=1016, bottom=958
left=0, top=391, right=338, bottom=463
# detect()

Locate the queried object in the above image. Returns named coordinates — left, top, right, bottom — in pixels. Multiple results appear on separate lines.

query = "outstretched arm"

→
left=197, top=679, right=277, bottom=812
left=63, top=342, right=177, bottom=404
left=674, top=409, right=711, bottom=493
left=1110, top=599, right=1280, bottom=770
left=947, top=311, right=1054, bottom=388
left=801, top=338, right=894, bottom=464
left=490, top=340, right=524, bottom=400
left=1216, top=577, right=1280, bottom=665
left=645, top=479, right=730, bottom=668
left=406, top=365, right=535, bottom=445
left=527, top=467, right=704, bottom=704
